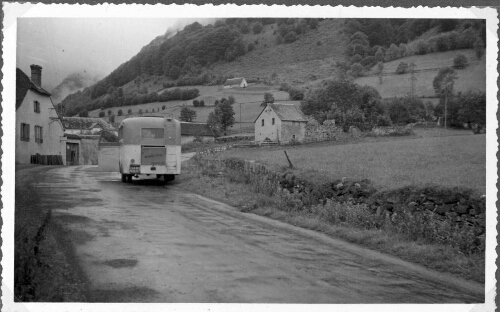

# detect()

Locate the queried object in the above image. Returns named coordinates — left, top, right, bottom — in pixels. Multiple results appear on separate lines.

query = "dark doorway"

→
left=66, top=143, right=79, bottom=165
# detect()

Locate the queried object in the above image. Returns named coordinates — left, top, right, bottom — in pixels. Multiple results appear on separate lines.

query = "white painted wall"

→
left=254, top=106, right=281, bottom=142
left=16, top=90, right=64, bottom=164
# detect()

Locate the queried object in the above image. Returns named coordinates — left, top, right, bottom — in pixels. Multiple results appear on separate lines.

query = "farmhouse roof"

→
left=180, top=122, right=214, bottom=137
left=61, top=117, right=115, bottom=131
left=16, top=68, right=51, bottom=110
left=224, top=77, right=245, bottom=86
left=255, top=103, right=308, bottom=123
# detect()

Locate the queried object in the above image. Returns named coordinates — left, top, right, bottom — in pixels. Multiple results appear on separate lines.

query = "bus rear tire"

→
left=127, top=174, right=132, bottom=183
left=163, top=174, right=175, bottom=183
left=121, top=174, right=126, bottom=183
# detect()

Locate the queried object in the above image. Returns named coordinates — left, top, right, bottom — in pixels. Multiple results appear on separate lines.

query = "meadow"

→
left=89, top=84, right=299, bottom=132
left=223, top=129, right=486, bottom=193
left=355, top=49, right=486, bottom=98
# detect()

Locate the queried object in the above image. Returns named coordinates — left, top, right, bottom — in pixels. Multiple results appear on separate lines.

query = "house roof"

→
left=255, top=103, right=308, bottom=123
left=224, top=77, right=245, bottom=86
left=180, top=122, right=214, bottom=137
left=61, top=117, right=115, bottom=131
left=16, top=68, right=51, bottom=110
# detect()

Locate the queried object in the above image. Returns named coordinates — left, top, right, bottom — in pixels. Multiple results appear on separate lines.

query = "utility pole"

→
left=443, top=72, right=458, bottom=129
left=409, top=62, right=417, bottom=98
left=239, top=102, right=242, bottom=131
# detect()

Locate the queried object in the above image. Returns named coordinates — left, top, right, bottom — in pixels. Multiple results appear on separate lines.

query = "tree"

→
left=396, top=62, right=409, bottom=74
left=117, top=109, right=123, bottom=116
left=109, top=114, right=116, bottom=123
left=377, top=62, right=384, bottom=84
left=262, top=92, right=274, bottom=106
left=207, top=111, right=221, bottom=136
left=284, top=31, right=298, bottom=43
left=453, top=54, right=468, bottom=69
left=252, top=22, right=264, bottom=34
left=473, top=38, right=484, bottom=59
left=210, top=101, right=235, bottom=135
left=107, top=110, right=112, bottom=116
left=180, top=106, right=197, bottom=122
left=127, top=109, right=133, bottom=115
left=99, top=111, right=105, bottom=118
left=433, top=67, right=458, bottom=128
left=78, top=110, right=89, bottom=117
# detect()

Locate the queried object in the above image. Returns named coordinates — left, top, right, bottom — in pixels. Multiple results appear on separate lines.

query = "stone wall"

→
left=195, top=155, right=486, bottom=241
left=303, top=118, right=342, bottom=143
left=370, top=124, right=415, bottom=136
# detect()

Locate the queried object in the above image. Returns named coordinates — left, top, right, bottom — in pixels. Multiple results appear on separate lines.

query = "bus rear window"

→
left=141, top=128, right=164, bottom=139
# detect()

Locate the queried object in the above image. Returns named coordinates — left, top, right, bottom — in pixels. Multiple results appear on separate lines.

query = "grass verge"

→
left=178, top=160, right=485, bottom=283
left=15, top=166, right=87, bottom=301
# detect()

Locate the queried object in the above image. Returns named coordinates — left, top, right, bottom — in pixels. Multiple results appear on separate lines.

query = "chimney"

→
left=30, top=64, right=42, bottom=87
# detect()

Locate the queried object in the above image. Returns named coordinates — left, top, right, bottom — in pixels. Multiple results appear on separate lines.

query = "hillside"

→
left=60, top=18, right=485, bottom=121
left=89, top=84, right=299, bottom=133
left=60, top=18, right=348, bottom=117
left=354, top=49, right=485, bottom=99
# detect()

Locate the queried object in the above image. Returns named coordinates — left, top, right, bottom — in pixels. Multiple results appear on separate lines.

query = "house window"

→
left=272, top=118, right=275, bottom=125
left=262, top=119, right=265, bottom=127
left=34, top=101, right=41, bottom=113
left=35, top=126, right=43, bottom=143
left=20, top=123, right=30, bottom=141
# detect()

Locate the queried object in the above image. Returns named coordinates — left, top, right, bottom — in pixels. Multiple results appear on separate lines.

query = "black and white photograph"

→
left=2, top=3, right=498, bottom=311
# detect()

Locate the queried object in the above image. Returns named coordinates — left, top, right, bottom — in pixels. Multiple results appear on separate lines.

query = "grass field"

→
left=354, top=49, right=486, bottom=98
left=88, top=83, right=300, bottom=132
left=223, top=130, right=486, bottom=193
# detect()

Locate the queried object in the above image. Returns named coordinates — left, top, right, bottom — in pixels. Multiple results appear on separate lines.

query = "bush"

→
left=416, top=41, right=428, bottom=55
left=252, top=22, right=263, bottom=34
left=193, top=99, right=200, bottom=107
left=161, top=105, right=165, bottom=111
left=396, top=62, right=409, bottom=74
left=98, top=111, right=105, bottom=118
left=349, top=63, right=363, bottom=77
left=385, top=96, right=426, bottom=124
left=436, top=35, right=450, bottom=52
left=453, top=54, right=468, bottom=69
left=127, top=109, right=132, bottom=114
left=117, top=109, right=123, bottom=116
left=474, top=38, right=484, bottom=59
left=199, top=100, right=205, bottom=107
left=284, top=31, right=298, bottom=43
left=360, top=56, right=377, bottom=68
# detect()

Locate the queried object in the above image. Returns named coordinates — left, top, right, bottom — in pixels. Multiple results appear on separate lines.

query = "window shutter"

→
left=40, top=127, right=43, bottom=143
left=26, top=124, right=30, bottom=142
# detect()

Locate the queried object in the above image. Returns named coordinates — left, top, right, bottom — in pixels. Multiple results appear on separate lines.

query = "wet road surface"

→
left=33, top=166, right=484, bottom=303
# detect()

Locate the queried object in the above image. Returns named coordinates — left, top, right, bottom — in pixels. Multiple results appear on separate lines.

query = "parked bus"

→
left=98, top=116, right=181, bottom=183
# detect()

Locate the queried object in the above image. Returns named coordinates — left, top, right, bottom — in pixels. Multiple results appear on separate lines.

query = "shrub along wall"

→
left=194, top=155, right=485, bottom=254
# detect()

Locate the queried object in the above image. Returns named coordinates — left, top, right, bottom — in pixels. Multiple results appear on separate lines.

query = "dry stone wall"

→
left=194, top=155, right=486, bottom=241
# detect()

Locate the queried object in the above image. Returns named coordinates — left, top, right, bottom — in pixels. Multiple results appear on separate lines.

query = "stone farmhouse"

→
left=254, top=103, right=308, bottom=144
left=60, top=117, right=117, bottom=165
left=180, top=122, right=215, bottom=144
left=16, top=65, right=66, bottom=165
left=223, top=77, right=248, bottom=89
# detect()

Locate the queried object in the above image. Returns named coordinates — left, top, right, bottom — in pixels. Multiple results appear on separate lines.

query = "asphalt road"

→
left=33, top=165, right=484, bottom=303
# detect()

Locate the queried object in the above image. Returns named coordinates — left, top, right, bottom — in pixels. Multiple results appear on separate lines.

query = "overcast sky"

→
left=17, top=18, right=212, bottom=94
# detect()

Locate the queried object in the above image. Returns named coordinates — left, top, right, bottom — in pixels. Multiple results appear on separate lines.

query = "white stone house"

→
left=223, top=77, right=248, bottom=89
left=16, top=65, right=66, bottom=164
left=180, top=122, right=215, bottom=144
left=254, top=103, right=308, bottom=144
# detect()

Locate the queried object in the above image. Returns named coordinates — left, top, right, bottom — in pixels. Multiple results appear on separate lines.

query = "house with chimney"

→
left=16, top=65, right=67, bottom=165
